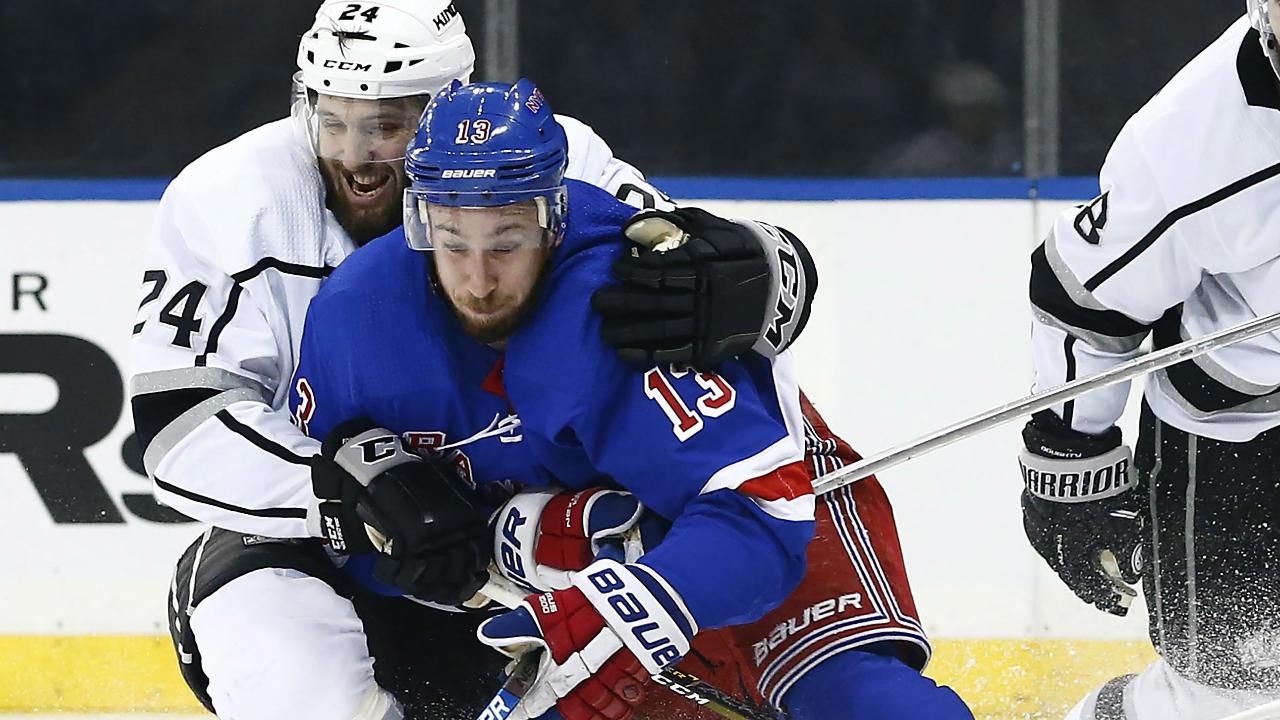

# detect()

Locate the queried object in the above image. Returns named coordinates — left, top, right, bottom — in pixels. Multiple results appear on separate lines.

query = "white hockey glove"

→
left=476, top=559, right=696, bottom=720
left=491, top=487, right=667, bottom=593
left=1018, top=411, right=1145, bottom=616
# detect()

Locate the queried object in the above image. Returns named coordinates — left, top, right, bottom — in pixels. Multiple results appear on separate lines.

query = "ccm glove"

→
left=592, top=207, right=816, bottom=367
left=491, top=487, right=669, bottom=593
left=1018, top=411, right=1145, bottom=616
left=477, top=559, right=696, bottom=720
left=310, top=418, right=490, bottom=604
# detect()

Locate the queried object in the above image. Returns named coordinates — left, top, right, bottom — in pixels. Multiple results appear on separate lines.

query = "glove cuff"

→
left=308, top=455, right=376, bottom=552
left=492, top=487, right=561, bottom=593
left=573, top=559, right=696, bottom=675
left=1019, top=444, right=1134, bottom=503
left=492, top=488, right=649, bottom=594
left=548, top=488, right=645, bottom=561
left=745, top=220, right=816, bottom=357
left=327, top=427, right=420, bottom=487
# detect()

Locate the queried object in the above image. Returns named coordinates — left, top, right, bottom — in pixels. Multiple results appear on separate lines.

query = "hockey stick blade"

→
left=474, top=651, right=541, bottom=720
left=813, top=308, right=1280, bottom=497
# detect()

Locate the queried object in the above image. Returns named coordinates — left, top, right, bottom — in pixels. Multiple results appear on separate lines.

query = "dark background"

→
left=0, top=1, right=1246, bottom=178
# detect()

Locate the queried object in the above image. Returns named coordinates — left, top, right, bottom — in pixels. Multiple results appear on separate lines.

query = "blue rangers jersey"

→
left=289, top=179, right=815, bottom=630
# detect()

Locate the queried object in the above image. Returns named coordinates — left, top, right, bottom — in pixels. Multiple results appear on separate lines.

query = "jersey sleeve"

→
left=287, top=287, right=366, bottom=446
left=570, top=350, right=816, bottom=630
left=557, top=113, right=676, bottom=212
left=129, top=161, right=334, bottom=538
left=1029, top=121, right=1217, bottom=435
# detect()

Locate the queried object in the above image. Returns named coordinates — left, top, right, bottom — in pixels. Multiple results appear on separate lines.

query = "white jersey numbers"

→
left=643, top=365, right=737, bottom=441
left=455, top=118, right=492, bottom=144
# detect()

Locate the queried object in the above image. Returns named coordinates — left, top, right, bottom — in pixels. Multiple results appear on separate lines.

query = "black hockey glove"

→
left=1019, top=411, right=1145, bottom=616
left=311, top=418, right=490, bottom=604
left=592, top=207, right=816, bottom=368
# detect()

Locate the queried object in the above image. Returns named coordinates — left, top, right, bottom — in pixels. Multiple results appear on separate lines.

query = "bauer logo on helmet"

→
left=442, top=169, right=497, bottom=179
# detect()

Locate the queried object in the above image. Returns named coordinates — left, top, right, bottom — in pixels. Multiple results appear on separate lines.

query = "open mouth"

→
left=342, top=169, right=393, bottom=205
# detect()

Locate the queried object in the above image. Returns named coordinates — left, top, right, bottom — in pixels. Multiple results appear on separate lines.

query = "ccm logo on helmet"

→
left=322, top=60, right=373, bottom=72
left=442, top=168, right=496, bottom=179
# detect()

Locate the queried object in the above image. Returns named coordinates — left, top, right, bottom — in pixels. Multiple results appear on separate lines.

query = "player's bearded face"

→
left=430, top=203, right=555, bottom=345
left=313, top=93, right=426, bottom=245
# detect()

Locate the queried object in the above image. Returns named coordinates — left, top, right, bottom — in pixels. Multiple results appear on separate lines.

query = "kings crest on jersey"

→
left=288, top=173, right=815, bottom=629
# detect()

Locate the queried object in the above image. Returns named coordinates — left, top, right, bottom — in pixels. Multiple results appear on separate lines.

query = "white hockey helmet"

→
left=293, top=0, right=476, bottom=162
left=296, top=0, right=475, bottom=99
left=1248, top=0, right=1280, bottom=79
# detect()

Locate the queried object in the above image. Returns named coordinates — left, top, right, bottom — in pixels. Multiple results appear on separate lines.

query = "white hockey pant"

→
left=189, top=567, right=403, bottom=720
left=1065, top=658, right=1280, bottom=720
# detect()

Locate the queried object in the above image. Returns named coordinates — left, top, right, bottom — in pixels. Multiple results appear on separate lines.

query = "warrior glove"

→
left=1019, top=410, right=1145, bottom=616
left=310, top=418, right=490, bottom=604
left=593, top=207, right=817, bottom=368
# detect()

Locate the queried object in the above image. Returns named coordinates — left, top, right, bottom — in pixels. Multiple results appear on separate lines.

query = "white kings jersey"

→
left=1031, top=15, right=1280, bottom=443
left=129, top=113, right=673, bottom=538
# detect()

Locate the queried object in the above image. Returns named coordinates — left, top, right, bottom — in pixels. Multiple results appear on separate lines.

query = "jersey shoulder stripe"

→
left=215, top=409, right=310, bottom=466
left=1086, top=160, right=1280, bottom=291
left=154, top=477, right=307, bottom=519
left=230, top=257, right=335, bottom=283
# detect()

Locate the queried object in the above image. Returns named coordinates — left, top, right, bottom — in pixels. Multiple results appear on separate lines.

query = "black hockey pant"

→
left=1136, top=401, right=1280, bottom=689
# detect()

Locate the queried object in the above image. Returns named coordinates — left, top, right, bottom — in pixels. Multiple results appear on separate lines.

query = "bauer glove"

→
left=490, top=486, right=670, bottom=593
left=477, top=559, right=696, bottom=720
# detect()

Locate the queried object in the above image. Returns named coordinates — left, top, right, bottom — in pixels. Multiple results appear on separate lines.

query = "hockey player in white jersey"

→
left=1022, top=3, right=1280, bottom=718
left=130, top=1, right=818, bottom=717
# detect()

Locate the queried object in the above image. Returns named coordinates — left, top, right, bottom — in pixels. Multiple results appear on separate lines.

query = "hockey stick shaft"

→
left=478, top=573, right=776, bottom=720
left=813, top=309, right=1280, bottom=496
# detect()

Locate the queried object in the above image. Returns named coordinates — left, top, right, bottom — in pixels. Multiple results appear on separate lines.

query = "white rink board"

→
left=0, top=195, right=1148, bottom=642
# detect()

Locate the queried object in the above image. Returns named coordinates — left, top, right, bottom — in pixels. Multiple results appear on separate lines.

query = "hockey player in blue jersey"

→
left=289, top=79, right=972, bottom=720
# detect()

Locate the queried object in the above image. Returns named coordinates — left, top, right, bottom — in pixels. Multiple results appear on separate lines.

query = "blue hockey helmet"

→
left=403, top=78, right=568, bottom=250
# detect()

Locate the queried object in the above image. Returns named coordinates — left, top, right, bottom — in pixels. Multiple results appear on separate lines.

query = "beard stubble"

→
left=319, top=158, right=406, bottom=246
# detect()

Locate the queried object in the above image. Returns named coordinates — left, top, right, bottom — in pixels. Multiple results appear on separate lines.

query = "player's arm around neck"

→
left=130, top=163, right=335, bottom=538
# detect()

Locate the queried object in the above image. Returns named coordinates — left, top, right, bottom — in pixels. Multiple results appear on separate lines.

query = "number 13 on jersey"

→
left=643, top=365, right=736, bottom=441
